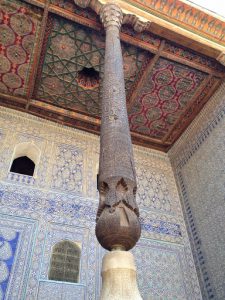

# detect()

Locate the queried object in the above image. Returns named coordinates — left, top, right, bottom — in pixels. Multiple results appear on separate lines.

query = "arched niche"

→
left=9, top=142, right=41, bottom=177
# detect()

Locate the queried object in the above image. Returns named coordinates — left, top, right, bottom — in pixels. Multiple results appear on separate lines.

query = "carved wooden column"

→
left=95, top=4, right=143, bottom=299
left=96, top=2, right=141, bottom=252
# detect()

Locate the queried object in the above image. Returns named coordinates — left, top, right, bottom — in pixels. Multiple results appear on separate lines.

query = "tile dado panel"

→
left=169, top=82, right=225, bottom=300
left=0, top=107, right=201, bottom=299
left=133, top=238, right=198, bottom=300
left=0, top=214, right=37, bottom=299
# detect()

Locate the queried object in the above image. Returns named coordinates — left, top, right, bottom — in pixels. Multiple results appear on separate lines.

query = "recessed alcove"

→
left=9, top=142, right=41, bottom=178
left=10, top=156, right=35, bottom=176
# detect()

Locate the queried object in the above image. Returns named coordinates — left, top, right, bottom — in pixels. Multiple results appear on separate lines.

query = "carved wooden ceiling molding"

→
left=76, top=0, right=225, bottom=59
left=122, top=0, right=225, bottom=44
left=22, top=0, right=225, bottom=61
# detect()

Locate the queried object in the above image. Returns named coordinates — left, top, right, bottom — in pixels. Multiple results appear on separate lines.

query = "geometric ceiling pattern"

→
left=0, top=0, right=225, bottom=151
left=36, top=18, right=150, bottom=116
left=37, top=20, right=105, bottom=116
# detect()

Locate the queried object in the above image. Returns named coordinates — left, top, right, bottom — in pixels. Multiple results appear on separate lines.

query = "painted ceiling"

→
left=0, top=0, right=225, bottom=151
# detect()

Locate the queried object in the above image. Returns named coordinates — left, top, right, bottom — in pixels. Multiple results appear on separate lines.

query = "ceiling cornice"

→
left=81, top=0, right=225, bottom=64
left=24, top=0, right=225, bottom=64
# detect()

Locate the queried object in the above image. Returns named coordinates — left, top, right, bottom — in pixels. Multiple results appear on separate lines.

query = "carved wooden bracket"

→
left=122, top=14, right=151, bottom=32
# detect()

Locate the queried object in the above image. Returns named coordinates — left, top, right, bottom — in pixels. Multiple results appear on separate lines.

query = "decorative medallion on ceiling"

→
left=76, top=67, right=100, bottom=90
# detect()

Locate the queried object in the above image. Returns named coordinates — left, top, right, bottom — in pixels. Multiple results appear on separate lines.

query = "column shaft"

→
left=96, top=3, right=141, bottom=251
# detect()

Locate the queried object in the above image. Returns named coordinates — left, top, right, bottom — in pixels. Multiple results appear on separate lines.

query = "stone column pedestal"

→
left=100, top=250, right=142, bottom=300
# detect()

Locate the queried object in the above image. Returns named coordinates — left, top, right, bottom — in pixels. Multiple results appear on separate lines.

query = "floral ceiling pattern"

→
left=129, top=58, right=207, bottom=138
left=0, top=0, right=41, bottom=96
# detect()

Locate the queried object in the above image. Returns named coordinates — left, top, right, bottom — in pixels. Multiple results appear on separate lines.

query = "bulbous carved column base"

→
left=100, top=250, right=143, bottom=300
left=96, top=202, right=141, bottom=251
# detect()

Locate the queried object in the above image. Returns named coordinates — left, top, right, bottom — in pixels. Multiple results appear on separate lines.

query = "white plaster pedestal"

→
left=100, top=250, right=143, bottom=300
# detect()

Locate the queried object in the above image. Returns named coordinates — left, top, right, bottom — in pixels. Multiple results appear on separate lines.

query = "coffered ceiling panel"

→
left=128, top=58, right=207, bottom=139
left=0, top=0, right=224, bottom=151
left=35, top=17, right=151, bottom=116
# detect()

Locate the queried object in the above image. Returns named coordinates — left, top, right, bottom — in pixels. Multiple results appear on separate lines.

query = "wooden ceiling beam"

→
left=131, top=131, right=168, bottom=146
left=29, top=99, right=100, bottom=125
left=24, top=0, right=45, bottom=9
left=122, top=35, right=225, bottom=77
left=161, top=51, right=224, bottom=78
left=28, top=99, right=171, bottom=147
left=3, top=1, right=224, bottom=153
left=25, top=0, right=225, bottom=54
left=0, top=93, right=27, bottom=105
left=131, top=136, right=169, bottom=152
left=51, top=5, right=225, bottom=76
left=48, top=4, right=101, bottom=30
left=26, top=1, right=50, bottom=109
left=127, top=40, right=165, bottom=111
left=24, top=0, right=224, bottom=77
left=0, top=92, right=167, bottom=151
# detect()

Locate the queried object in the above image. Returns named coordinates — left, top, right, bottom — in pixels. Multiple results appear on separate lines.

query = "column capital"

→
left=100, top=3, right=123, bottom=30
